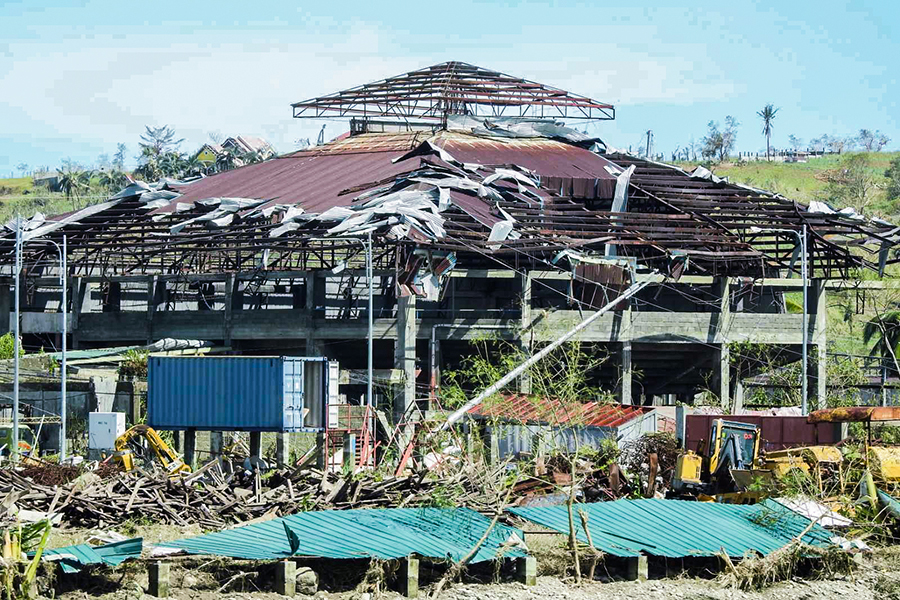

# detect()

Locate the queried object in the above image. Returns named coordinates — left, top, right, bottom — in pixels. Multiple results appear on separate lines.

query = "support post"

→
left=518, top=272, right=532, bottom=394
left=315, top=431, right=326, bottom=469
left=148, top=561, right=170, bottom=598
left=146, top=275, right=158, bottom=344
left=275, top=559, right=297, bottom=596
left=342, top=433, right=357, bottom=470
left=733, top=380, right=745, bottom=414
left=394, top=294, right=417, bottom=423
left=171, top=430, right=182, bottom=452
left=305, top=272, right=323, bottom=356
left=209, top=431, right=224, bottom=460
left=625, top=554, right=648, bottom=582
left=224, top=274, right=235, bottom=346
left=0, top=283, right=10, bottom=336
left=675, top=405, right=688, bottom=448
left=716, top=343, right=731, bottom=411
left=808, top=280, right=828, bottom=411
left=619, top=340, right=633, bottom=405
left=276, top=433, right=290, bottom=468
left=399, top=555, right=419, bottom=598
left=249, top=431, right=262, bottom=459
left=516, top=556, right=537, bottom=586
left=183, top=429, right=196, bottom=470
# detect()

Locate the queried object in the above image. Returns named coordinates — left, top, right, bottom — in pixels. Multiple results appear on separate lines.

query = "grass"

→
left=0, top=176, right=35, bottom=196
left=676, top=151, right=900, bottom=218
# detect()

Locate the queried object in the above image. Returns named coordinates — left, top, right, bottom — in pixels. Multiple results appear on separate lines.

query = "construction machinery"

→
left=113, top=424, right=190, bottom=476
left=808, top=406, right=900, bottom=482
left=0, top=424, right=36, bottom=456
left=672, top=418, right=841, bottom=499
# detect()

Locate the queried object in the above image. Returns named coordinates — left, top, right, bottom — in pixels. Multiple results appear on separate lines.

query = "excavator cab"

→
left=673, top=419, right=762, bottom=497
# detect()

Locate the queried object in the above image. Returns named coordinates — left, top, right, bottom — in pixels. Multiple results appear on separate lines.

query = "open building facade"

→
left=1, top=62, right=898, bottom=437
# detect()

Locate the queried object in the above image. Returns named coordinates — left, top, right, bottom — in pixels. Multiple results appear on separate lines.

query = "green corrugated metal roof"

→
left=38, top=538, right=142, bottom=573
left=161, top=508, right=525, bottom=563
left=509, top=499, right=833, bottom=558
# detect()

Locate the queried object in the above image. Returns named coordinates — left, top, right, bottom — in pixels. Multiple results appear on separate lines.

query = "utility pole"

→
left=645, top=130, right=652, bottom=158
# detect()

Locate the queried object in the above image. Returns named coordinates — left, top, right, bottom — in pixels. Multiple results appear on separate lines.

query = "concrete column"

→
left=148, top=561, right=170, bottom=598
left=0, top=283, right=10, bottom=336
left=224, top=274, right=235, bottom=346
left=146, top=275, right=158, bottom=344
left=399, top=555, right=419, bottom=598
left=171, top=430, right=182, bottom=452
left=619, top=340, right=633, bottom=405
left=72, top=278, right=92, bottom=349
left=315, top=431, right=326, bottom=469
left=394, top=294, right=417, bottom=423
left=716, top=343, right=731, bottom=411
left=342, top=433, right=356, bottom=470
left=275, top=560, right=297, bottom=596
left=625, top=554, right=648, bottom=582
left=516, top=556, right=537, bottom=586
left=482, top=425, right=500, bottom=465
left=675, top=405, right=688, bottom=448
left=249, top=431, right=262, bottom=459
left=209, top=431, right=224, bottom=460
left=808, top=280, right=828, bottom=411
left=733, top=380, right=745, bottom=414
left=183, top=429, right=197, bottom=470
left=276, top=433, right=290, bottom=468
left=305, top=272, right=323, bottom=356
left=518, top=272, right=533, bottom=394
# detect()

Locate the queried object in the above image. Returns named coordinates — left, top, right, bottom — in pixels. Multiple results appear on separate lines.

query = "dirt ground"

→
left=40, top=547, right=900, bottom=600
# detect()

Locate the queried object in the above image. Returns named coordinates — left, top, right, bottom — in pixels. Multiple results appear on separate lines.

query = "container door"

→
left=283, top=359, right=305, bottom=432
left=303, top=361, right=325, bottom=429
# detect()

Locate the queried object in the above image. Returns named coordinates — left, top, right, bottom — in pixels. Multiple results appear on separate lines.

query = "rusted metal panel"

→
left=470, top=394, right=654, bottom=428
left=807, top=406, right=900, bottom=423
left=685, top=414, right=839, bottom=453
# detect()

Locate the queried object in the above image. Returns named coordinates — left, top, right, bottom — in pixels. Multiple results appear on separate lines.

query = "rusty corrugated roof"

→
left=469, top=395, right=654, bottom=428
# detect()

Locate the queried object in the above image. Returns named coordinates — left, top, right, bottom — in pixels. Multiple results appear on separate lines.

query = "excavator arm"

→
left=114, top=424, right=191, bottom=476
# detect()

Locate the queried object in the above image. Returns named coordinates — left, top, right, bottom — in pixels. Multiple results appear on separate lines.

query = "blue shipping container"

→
left=147, top=356, right=332, bottom=432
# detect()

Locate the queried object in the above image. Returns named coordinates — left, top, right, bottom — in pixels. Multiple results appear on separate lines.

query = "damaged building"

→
left=1, top=61, right=898, bottom=443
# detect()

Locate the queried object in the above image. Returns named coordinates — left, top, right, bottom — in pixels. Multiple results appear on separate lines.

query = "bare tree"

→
left=858, top=129, right=891, bottom=152
left=788, top=134, right=803, bottom=152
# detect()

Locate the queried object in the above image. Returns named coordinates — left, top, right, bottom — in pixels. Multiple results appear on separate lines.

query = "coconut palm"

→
left=864, top=311, right=900, bottom=375
left=757, top=104, right=779, bottom=161
left=57, top=168, right=89, bottom=211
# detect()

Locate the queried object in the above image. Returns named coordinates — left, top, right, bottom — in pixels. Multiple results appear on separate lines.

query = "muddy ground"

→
left=39, top=545, right=900, bottom=600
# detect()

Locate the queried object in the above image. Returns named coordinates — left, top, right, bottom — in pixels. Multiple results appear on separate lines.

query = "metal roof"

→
left=469, top=396, right=654, bottom=428
left=292, top=61, right=615, bottom=122
left=160, top=507, right=526, bottom=563
left=39, top=538, right=143, bottom=573
left=509, top=499, right=833, bottom=558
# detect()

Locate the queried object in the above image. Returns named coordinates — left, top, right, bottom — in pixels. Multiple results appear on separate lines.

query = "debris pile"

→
left=0, top=462, right=497, bottom=530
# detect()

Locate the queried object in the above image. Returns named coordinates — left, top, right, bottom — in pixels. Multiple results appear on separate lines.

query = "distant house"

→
left=195, top=143, right=223, bottom=167
left=32, top=171, right=60, bottom=192
left=192, top=136, right=276, bottom=171
left=222, top=135, right=276, bottom=160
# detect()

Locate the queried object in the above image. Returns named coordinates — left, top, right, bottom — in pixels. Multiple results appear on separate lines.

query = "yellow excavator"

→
left=672, top=418, right=841, bottom=500
left=113, top=424, right=191, bottom=476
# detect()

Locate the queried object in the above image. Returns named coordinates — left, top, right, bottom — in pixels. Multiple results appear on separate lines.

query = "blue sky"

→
left=1, top=0, right=896, bottom=174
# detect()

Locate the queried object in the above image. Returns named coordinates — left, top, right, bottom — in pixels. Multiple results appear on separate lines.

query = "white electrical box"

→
left=88, top=412, right=126, bottom=454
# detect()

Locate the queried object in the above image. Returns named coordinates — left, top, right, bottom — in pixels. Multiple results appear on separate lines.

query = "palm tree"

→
left=757, top=104, right=779, bottom=161
left=864, top=311, right=900, bottom=375
left=57, top=169, right=90, bottom=210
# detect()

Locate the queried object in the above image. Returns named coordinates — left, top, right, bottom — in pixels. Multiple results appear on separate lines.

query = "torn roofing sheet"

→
left=508, top=499, right=833, bottom=559
left=158, top=507, right=526, bottom=563
left=38, top=538, right=143, bottom=574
